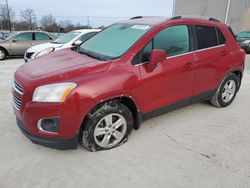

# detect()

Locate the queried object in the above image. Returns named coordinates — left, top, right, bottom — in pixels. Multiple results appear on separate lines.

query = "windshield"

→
left=78, top=23, right=152, bottom=60
left=53, top=32, right=80, bottom=44
left=237, top=32, right=250, bottom=38
left=4, top=32, right=17, bottom=41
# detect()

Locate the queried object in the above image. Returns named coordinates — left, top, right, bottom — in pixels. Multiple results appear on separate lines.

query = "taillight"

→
left=240, top=49, right=246, bottom=70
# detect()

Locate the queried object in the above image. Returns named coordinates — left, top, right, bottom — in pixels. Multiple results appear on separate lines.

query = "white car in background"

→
left=24, top=29, right=100, bottom=62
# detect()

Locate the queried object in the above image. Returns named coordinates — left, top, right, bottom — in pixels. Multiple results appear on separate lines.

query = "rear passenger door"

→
left=192, top=25, right=229, bottom=97
left=34, top=32, right=52, bottom=45
left=138, top=25, right=197, bottom=112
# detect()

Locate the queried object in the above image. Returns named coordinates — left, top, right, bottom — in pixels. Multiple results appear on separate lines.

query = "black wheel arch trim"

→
left=0, top=46, right=9, bottom=56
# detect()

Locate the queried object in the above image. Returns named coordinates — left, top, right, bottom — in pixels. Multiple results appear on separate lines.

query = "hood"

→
left=15, top=49, right=111, bottom=90
left=27, top=42, right=63, bottom=53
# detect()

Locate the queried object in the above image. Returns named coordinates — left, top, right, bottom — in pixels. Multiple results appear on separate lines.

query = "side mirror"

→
left=12, top=39, right=16, bottom=43
left=146, top=49, right=166, bottom=72
left=73, top=40, right=82, bottom=46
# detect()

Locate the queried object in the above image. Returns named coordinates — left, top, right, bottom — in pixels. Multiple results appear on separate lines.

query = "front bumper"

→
left=16, top=117, right=78, bottom=150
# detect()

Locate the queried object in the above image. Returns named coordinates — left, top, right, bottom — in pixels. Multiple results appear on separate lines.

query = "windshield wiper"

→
left=77, top=47, right=111, bottom=61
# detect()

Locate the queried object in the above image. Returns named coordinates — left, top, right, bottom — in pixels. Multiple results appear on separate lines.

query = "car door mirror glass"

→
left=73, top=40, right=82, bottom=46
left=146, top=49, right=166, bottom=72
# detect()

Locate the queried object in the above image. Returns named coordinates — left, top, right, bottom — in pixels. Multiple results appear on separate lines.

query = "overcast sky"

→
left=5, top=0, right=174, bottom=27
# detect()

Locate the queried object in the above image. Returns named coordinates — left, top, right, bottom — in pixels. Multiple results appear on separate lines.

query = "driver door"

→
left=11, top=32, right=34, bottom=55
left=138, top=25, right=196, bottom=113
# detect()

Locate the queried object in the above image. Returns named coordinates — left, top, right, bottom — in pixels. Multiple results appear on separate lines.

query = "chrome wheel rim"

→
left=94, top=113, right=127, bottom=148
left=222, top=80, right=236, bottom=103
left=0, top=50, right=5, bottom=59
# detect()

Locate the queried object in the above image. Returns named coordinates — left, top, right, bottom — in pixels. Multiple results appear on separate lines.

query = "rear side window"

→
left=216, top=28, right=226, bottom=45
left=154, top=25, right=190, bottom=57
left=79, top=32, right=97, bottom=42
left=196, top=25, right=217, bottom=49
left=35, top=33, right=50, bottom=40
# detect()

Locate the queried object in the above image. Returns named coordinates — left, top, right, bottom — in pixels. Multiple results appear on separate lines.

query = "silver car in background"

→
left=24, top=29, right=100, bottom=62
left=0, top=31, right=57, bottom=60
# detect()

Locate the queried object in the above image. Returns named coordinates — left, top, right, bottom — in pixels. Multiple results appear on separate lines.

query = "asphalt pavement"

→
left=0, top=56, right=250, bottom=188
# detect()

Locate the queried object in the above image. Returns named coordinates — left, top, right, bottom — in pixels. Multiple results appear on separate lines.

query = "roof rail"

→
left=130, top=16, right=143, bottom=20
left=208, top=17, right=221, bottom=22
left=169, top=16, right=182, bottom=20
left=169, top=15, right=221, bottom=22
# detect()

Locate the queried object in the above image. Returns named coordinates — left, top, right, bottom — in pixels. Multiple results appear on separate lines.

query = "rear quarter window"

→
left=216, top=28, right=226, bottom=45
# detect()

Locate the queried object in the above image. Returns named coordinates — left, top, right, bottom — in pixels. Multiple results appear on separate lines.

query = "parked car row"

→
left=12, top=16, right=245, bottom=151
left=25, top=29, right=100, bottom=62
left=0, top=31, right=57, bottom=60
left=236, top=31, right=250, bottom=53
left=0, top=29, right=100, bottom=61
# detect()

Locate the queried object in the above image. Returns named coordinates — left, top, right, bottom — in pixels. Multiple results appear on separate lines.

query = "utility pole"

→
left=172, top=0, right=176, bottom=16
left=87, top=16, right=90, bottom=28
left=225, top=0, right=231, bottom=24
left=5, top=0, right=11, bottom=32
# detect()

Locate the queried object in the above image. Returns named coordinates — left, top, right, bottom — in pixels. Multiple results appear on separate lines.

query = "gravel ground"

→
left=0, top=57, right=250, bottom=188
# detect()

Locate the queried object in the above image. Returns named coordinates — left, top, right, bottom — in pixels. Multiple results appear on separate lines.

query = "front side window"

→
left=15, top=33, right=33, bottom=42
left=196, top=25, right=217, bottom=49
left=133, top=25, right=190, bottom=65
left=154, top=25, right=190, bottom=57
left=79, top=23, right=152, bottom=60
left=35, top=33, right=50, bottom=40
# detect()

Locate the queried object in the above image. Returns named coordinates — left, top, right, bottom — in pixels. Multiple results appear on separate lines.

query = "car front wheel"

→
left=81, top=101, right=133, bottom=152
left=0, top=48, right=7, bottom=60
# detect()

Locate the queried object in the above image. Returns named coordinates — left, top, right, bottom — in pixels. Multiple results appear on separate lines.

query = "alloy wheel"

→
left=94, top=113, right=127, bottom=148
left=222, top=80, right=236, bottom=103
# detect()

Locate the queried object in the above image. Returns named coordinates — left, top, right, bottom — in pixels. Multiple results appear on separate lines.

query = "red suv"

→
left=13, top=16, right=245, bottom=151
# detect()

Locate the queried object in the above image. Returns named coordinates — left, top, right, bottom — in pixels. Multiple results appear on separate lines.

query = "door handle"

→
left=221, top=50, right=227, bottom=56
left=184, top=62, right=193, bottom=69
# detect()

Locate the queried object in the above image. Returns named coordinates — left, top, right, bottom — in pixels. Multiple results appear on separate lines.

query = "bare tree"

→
left=59, top=20, right=75, bottom=32
left=40, top=15, right=59, bottom=32
left=0, top=3, right=15, bottom=31
left=20, top=8, right=37, bottom=30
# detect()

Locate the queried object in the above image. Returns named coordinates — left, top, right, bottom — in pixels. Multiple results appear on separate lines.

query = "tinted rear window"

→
left=216, top=28, right=226, bottom=45
left=196, top=25, right=217, bottom=49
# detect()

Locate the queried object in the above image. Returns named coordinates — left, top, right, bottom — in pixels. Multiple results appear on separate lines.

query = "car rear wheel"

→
left=0, top=48, right=7, bottom=60
left=210, top=73, right=238, bottom=108
left=81, top=101, right=133, bottom=152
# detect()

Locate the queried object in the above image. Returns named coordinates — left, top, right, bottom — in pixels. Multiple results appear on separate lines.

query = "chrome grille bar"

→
left=13, top=80, right=24, bottom=95
left=13, top=95, right=22, bottom=110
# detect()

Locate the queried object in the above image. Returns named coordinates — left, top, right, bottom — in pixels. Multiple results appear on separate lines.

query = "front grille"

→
left=25, top=52, right=34, bottom=59
left=13, top=80, right=24, bottom=95
left=13, top=95, right=22, bottom=110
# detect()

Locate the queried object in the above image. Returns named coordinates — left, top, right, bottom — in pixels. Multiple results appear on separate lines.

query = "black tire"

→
left=210, top=73, right=239, bottom=108
left=0, top=48, right=7, bottom=60
left=245, top=49, right=250, bottom=54
left=81, top=101, right=133, bottom=152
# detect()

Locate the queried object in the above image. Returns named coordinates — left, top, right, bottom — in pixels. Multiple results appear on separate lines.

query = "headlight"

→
left=34, top=47, right=55, bottom=58
left=32, top=82, right=77, bottom=102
